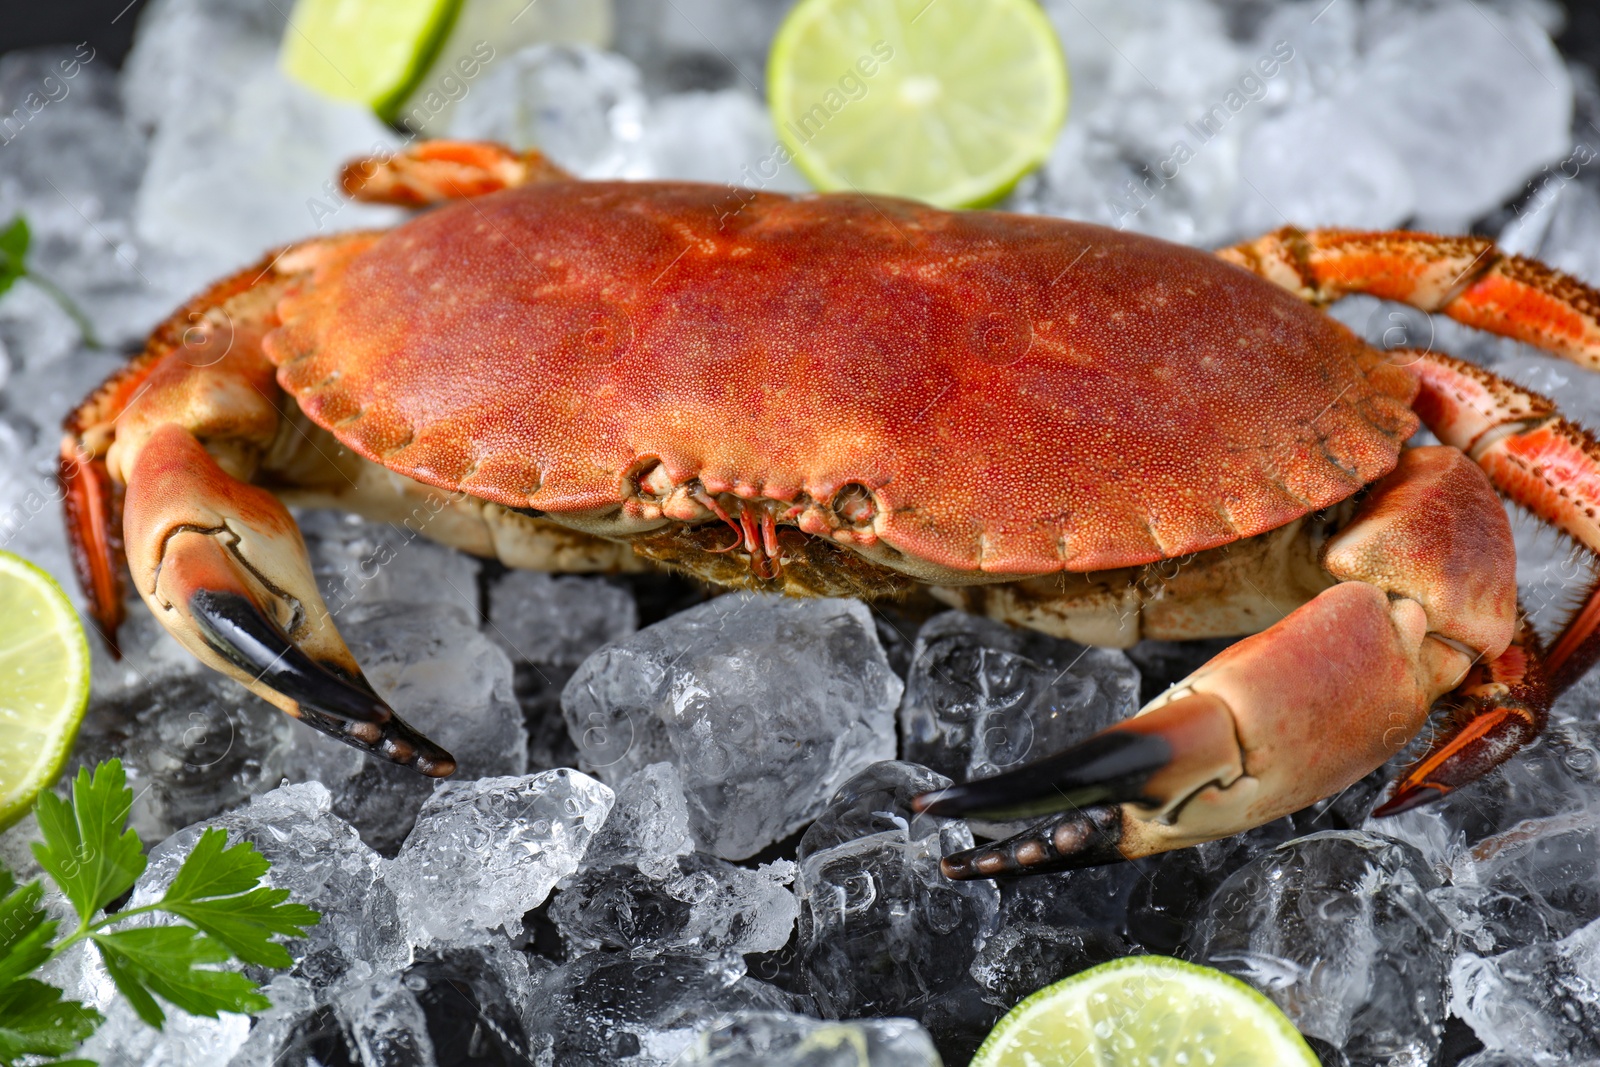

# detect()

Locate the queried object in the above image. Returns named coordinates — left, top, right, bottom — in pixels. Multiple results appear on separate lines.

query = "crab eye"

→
left=832, top=482, right=877, bottom=526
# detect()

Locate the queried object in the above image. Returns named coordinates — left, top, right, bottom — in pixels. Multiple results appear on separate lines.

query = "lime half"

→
left=768, top=0, right=1069, bottom=208
left=973, top=956, right=1319, bottom=1067
left=0, top=551, right=90, bottom=831
left=280, top=0, right=463, bottom=121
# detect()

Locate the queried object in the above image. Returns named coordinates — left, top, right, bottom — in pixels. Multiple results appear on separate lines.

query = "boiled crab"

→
left=60, top=140, right=1600, bottom=878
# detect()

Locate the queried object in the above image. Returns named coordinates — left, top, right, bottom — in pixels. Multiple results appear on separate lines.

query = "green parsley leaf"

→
left=0, top=875, right=57, bottom=988
left=157, top=828, right=319, bottom=968
left=0, top=216, right=28, bottom=298
left=31, top=760, right=146, bottom=923
left=91, top=927, right=270, bottom=1029
left=0, top=977, right=102, bottom=1061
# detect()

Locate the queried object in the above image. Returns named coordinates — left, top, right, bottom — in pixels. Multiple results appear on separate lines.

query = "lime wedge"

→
left=0, top=551, right=91, bottom=831
left=768, top=0, right=1069, bottom=208
left=973, top=956, right=1320, bottom=1067
left=280, top=0, right=464, bottom=121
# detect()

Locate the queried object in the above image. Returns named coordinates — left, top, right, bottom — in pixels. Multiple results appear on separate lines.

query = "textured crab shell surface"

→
left=265, top=182, right=1420, bottom=576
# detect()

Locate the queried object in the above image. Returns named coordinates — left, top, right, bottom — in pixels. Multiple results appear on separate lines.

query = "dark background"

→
left=3, top=0, right=1599, bottom=72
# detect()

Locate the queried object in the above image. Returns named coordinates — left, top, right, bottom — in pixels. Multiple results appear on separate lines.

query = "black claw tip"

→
left=189, top=589, right=457, bottom=778
left=913, top=730, right=1173, bottom=822
left=189, top=589, right=393, bottom=724
left=941, top=804, right=1126, bottom=880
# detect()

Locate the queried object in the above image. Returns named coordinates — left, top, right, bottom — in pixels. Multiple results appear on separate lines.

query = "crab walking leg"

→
left=340, top=140, right=573, bottom=207
left=1219, top=227, right=1600, bottom=369
left=61, top=242, right=456, bottom=776
left=1401, top=350, right=1600, bottom=689
left=919, top=447, right=1519, bottom=876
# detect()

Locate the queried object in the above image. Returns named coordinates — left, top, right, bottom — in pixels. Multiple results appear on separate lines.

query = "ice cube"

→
left=388, top=769, right=614, bottom=945
left=643, top=90, right=806, bottom=190
left=120, top=0, right=404, bottom=274
left=579, top=761, right=695, bottom=878
left=675, top=1011, right=942, bottom=1067
left=1125, top=818, right=1296, bottom=955
left=796, top=761, right=951, bottom=863
left=1432, top=804, right=1600, bottom=955
left=402, top=941, right=542, bottom=1063
left=1349, top=2, right=1571, bottom=228
left=1369, top=716, right=1600, bottom=871
left=448, top=44, right=651, bottom=177
left=523, top=951, right=798, bottom=1066
left=339, top=971, right=437, bottom=1066
left=563, top=594, right=902, bottom=860
left=1191, top=830, right=1451, bottom=1066
left=969, top=921, right=1133, bottom=1013
left=299, top=509, right=482, bottom=626
left=223, top=974, right=318, bottom=1067
left=1451, top=917, right=1600, bottom=1063
left=291, top=602, right=528, bottom=856
left=487, top=569, right=638, bottom=670
left=67, top=672, right=297, bottom=843
left=900, top=612, right=1140, bottom=782
left=550, top=851, right=797, bottom=956
left=797, top=821, right=1000, bottom=1020
left=487, top=568, right=640, bottom=771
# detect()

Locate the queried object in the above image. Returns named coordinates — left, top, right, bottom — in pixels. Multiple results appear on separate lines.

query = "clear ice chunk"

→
left=797, top=820, right=999, bottom=1019
left=579, top=761, right=695, bottom=879
left=899, top=611, right=1140, bottom=782
left=1348, top=2, right=1572, bottom=227
left=388, top=769, right=614, bottom=945
left=448, top=44, right=651, bottom=177
left=339, top=971, right=437, bottom=1066
left=551, top=851, right=797, bottom=956
left=796, top=761, right=951, bottom=863
left=1452, top=917, right=1600, bottom=1064
left=968, top=921, right=1133, bottom=1012
left=487, top=569, right=638, bottom=671
left=67, top=672, right=297, bottom=843
left=523, top=951, right=797, bottom=1066
left=299, top=510, right=482, bottom=625
left=487, top=568, right=640, bottom=771
left=675, top=1011, right=942, bottom=1067
left=147, top=782, right=410, bottom=991
left=1191, top=830, right=1451, bottom=1067
left=563, top=594, right=901, bottom=860
left=1432, top=804, right=1600, bottom=955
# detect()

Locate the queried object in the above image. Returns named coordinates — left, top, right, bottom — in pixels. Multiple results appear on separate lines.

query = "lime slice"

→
left=973, top=956, right=1319, bottom=1067
left=280, top=0, right=464, bottom=121
left=0, top=551, right=91, bottom=831
left=768, top=0, right=1069, bottom=208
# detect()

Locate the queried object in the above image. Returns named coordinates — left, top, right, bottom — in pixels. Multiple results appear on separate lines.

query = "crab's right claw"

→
left=125, top=425, right=456, bottom=776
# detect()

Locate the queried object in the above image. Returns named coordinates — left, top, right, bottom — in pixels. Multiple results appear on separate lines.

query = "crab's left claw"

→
left=125, top=424, right=456, bottom=776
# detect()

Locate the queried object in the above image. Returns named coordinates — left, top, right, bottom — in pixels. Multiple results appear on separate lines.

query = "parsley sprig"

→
left=0, top=760, right=319, bottom=1065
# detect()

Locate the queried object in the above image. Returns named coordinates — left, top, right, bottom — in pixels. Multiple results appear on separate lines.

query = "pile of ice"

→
left=1, top=0, right=1599, bottom=1063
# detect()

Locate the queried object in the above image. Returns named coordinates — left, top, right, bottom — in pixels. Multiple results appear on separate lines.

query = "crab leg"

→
left=62, top=245, right=455, bottom=776
left=341, top=140, right=572, bottom=207
left=1399, top=350, right=1600, bottom=689
left=1218, top=227, right=1600, bottom=369
left=920, top=447, right=1519, bottom=876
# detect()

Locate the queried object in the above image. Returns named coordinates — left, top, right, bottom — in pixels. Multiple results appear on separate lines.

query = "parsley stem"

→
left=25, top=269, right=101, bottom=349
left=42, top=902, right=173, bottom=965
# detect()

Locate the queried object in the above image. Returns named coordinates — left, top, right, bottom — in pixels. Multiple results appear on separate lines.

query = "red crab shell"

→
left=265, top=182, right=1420, bottom=575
